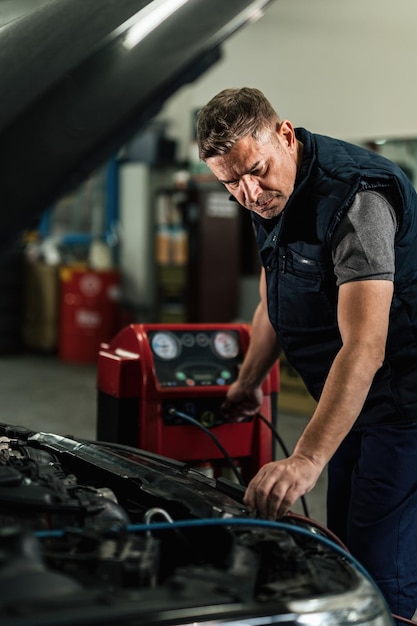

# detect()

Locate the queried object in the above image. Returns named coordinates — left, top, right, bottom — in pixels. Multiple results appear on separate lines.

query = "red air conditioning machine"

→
left=96, top=323, right=279, bottom=483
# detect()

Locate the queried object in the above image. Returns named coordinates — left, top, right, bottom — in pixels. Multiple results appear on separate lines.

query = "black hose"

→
left=256, top=412, right=310, bottom=518
left=169, top=408, right=245, bottom=486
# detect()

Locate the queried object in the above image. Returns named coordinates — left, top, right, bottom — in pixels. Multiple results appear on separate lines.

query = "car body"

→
left=0, top=421, right=393, bottom=626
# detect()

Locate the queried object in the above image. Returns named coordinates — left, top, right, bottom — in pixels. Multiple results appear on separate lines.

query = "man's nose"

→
left=240, top=175, right=260, bottom=203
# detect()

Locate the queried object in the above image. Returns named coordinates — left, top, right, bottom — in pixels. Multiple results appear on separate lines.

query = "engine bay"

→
left=0, top=421, right=384, bottom=626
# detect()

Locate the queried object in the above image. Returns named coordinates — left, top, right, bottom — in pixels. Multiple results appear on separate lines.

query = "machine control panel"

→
left=97, top=322, right=277, bottom=478
left=148, top=329, right=242, bottom=388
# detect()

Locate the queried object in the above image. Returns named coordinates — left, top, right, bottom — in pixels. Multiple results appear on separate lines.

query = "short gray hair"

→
left=196, top=87, right=280, bottom=160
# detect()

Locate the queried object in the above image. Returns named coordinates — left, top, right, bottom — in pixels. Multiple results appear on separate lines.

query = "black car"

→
left=0, top=421, right=393, bottom=626
left=0, top=2, right=395, bottom=625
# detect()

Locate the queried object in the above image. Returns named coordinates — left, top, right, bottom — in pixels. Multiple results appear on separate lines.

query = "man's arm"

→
left=243, top=278, right=393, bottom=519
left=222, top=267, right=281, bottom=419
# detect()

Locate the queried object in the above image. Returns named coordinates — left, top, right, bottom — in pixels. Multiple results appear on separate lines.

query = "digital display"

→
left=193, top=372, right=214, bottom=381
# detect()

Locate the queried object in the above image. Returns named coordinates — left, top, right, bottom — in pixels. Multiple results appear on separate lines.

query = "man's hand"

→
left=243, top=455, right=322, bottom=519
left=221, top=380, right=264, bottom=421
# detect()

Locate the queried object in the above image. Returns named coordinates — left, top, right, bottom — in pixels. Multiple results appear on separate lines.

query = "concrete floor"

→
left=0, top=351, right=327, bottom=524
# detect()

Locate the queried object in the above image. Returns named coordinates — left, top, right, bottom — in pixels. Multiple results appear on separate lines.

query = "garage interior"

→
left=1, top=2, right=417, bottom=625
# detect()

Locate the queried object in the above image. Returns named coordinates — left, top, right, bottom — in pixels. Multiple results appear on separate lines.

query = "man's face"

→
left=205, top=121, right=300, bottom=219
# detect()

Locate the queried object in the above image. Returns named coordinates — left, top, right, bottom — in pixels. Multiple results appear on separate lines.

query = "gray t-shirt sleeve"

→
left=331, top=190, right=397, bottom=286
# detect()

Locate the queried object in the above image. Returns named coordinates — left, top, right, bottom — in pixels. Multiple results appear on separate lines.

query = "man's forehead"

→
left=208, top=151, right=263, bottom=184
left=210, top=137, right=265, bottom=169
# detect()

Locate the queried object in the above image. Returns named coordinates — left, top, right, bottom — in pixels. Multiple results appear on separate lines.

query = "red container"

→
left=58, top=266, right=120, bottom=364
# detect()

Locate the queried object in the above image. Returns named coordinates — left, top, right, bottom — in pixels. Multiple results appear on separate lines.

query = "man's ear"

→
left=278, top=120, right=296, bottom=150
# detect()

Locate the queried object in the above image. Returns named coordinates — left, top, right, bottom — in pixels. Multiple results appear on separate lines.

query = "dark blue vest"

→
left=253, top=128, right=417, bottom=424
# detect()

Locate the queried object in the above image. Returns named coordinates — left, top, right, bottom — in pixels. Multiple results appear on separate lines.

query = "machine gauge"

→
left=181, top=333, right=195, bottom=348
left=212, top=331, right=239, bottom=359
left=151, top=332, right=180, bottom=361
left=196, top=332, right=210, bottom=347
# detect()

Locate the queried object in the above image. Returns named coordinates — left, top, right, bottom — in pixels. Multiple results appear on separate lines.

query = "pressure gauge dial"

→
left=212, top=331, right=239, bottom=359
left=151, top=332, right=180, bottom=361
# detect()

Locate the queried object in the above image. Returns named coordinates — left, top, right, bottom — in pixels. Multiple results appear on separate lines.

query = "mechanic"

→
left=196, top=87, right=417, bottom=620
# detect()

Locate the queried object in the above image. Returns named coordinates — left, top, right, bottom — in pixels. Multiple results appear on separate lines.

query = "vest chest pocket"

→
left=281, top=249, right=326, bottom=283
left=277, top=248, right=337, bottom=329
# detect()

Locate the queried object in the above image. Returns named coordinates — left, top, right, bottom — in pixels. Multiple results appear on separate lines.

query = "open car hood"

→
left=0, top=0, right=273, bottom=246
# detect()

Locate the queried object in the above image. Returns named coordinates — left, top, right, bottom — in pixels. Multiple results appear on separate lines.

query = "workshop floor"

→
left=0, top=351, right=327, bottom=524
